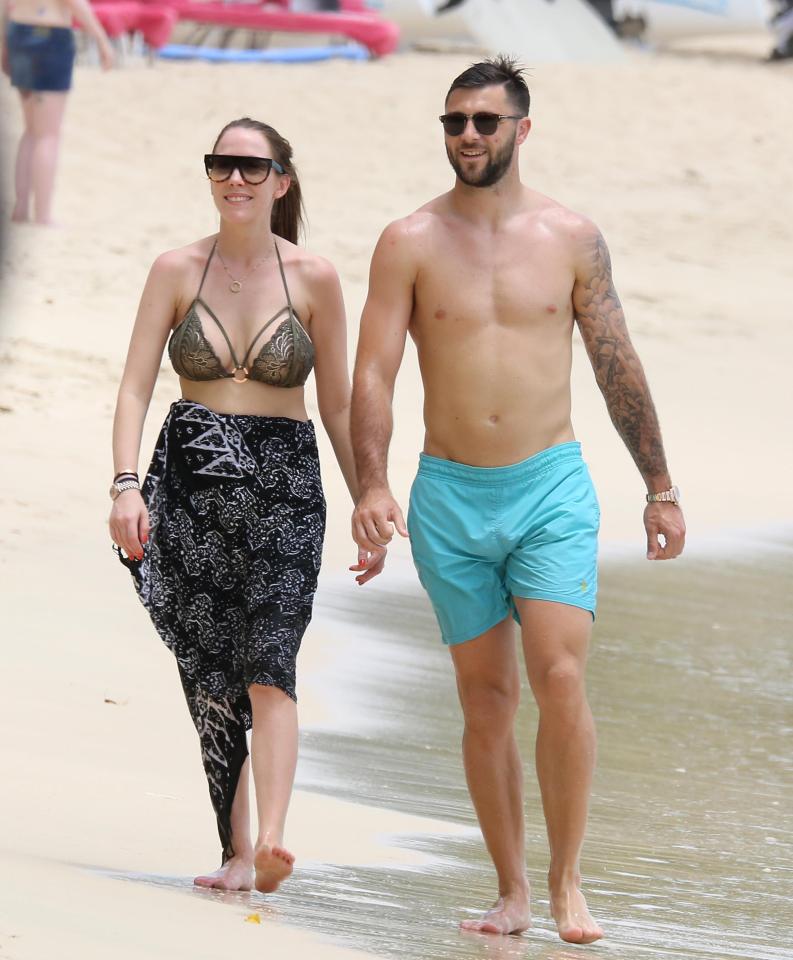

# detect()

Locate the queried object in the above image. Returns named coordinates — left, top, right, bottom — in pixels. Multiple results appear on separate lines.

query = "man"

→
left=349, top=56, right=685, bottom=944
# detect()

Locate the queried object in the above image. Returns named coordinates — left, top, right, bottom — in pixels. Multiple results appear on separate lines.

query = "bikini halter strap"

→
left=274, top=241, right=295, bottom=317
left=197, top=240, right=217, bottom=299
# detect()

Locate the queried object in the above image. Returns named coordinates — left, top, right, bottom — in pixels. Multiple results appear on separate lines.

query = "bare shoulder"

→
left=381, top=205, right=436, bottom=245
left=279, top=241, right=342, bottom=298
left=371, top=204, right=443, bottom=277
left=529, top=194, right=601, bottom=245
left=530, top=198, right=611, bottom=282
left=139, top=237, right=216, bottom=322
left=149, top=235, right=215, bottom=285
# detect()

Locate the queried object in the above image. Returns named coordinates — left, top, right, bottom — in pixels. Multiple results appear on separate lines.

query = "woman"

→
left=110, top=117, right=382, bottom=893
left=2, top=0, right=114, bottom=225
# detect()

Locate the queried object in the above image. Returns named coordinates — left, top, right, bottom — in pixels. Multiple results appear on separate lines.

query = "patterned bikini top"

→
left=168, top=240, right=315, bottom=386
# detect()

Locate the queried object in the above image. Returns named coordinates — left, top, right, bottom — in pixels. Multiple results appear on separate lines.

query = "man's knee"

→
left=457, top=674, right=520, bottom=735
left=530, top=656, right=586, bottom=710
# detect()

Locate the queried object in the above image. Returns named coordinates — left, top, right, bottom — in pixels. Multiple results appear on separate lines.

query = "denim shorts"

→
left=6, top=22, right=75, bottom=93
left=408, top=442, right=600, bottom=645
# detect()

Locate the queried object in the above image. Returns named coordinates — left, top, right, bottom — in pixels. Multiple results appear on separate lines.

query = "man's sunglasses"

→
left=439, top=112, right=526, bottom=137
left=204, top=154, right=285, bottom=184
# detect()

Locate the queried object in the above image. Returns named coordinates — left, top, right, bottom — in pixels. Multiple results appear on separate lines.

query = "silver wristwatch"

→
left=646, top=485, right=680, bottom=504
left=109, top=478, right=141, bottom=500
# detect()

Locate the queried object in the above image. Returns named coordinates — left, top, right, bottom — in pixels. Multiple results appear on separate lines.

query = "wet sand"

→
left=278, top=537, right=793, bottom=960
left=65, top=537, right=793, bottom=960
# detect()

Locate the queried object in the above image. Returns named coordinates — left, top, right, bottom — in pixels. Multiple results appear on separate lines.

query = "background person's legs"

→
left=12, top=92, right=35, bottom=222
left=26, top=90, right=68, bottom=225
left=516, top=597, right=602, bottom=944
left=450, top=617, right=531, bottom=934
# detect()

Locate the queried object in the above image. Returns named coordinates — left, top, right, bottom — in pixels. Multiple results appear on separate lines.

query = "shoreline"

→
left=3, top=534, right=789, bottom=960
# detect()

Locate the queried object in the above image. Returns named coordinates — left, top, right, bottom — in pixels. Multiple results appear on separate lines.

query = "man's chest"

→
left=413, top=237, right=575, bottom=335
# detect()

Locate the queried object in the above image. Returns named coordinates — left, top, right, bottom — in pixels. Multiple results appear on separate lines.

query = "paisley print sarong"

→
left=119, top=399, right=325, bottom=862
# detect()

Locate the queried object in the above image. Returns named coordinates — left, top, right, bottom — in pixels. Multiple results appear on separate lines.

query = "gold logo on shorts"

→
left=580, top=579, right=588, bottom=592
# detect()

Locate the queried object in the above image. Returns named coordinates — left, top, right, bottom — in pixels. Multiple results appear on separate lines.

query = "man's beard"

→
left=446, top=133, right=515, bottom=188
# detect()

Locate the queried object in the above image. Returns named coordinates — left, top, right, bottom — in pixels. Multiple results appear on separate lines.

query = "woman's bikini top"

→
left=168, top=240, right=315, bottom=387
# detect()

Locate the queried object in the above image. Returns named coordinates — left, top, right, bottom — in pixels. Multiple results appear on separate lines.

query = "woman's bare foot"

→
left=194, top=854, right=254, bottom=891
left=460, top=890, right=531, bottom=935
left=550, top=883, right=603, bottom=944
left=254, top=843, right=294, bottom=893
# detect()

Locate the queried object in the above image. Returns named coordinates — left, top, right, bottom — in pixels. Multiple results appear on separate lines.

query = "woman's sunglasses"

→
left=439, top=112, right=525, bottom=137
left=204, top=154, right=285, bottom=185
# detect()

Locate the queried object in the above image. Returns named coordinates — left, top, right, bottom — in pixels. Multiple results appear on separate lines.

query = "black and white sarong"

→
left=119, top=399, right=325, bottom=862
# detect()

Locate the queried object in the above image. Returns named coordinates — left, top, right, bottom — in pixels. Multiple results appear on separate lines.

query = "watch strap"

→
left=646, top=485, right=680, bottom=504
left=110, top=478, right=141, bottom=500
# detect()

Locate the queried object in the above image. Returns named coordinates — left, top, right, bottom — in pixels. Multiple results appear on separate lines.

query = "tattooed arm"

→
left=572, top=224, right=685, bottom=559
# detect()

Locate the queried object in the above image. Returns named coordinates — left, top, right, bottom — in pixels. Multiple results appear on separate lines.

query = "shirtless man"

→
left=350, top=57, right=685, bottom=944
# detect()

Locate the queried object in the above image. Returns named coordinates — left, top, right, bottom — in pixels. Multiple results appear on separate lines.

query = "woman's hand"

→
left=349, top=544, right=387, bottom=586
left=109, top=489, right=149, bottom=561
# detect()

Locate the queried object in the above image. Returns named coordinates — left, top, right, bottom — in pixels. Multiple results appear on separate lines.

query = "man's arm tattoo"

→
left=575, top=233, right=669, bottom=484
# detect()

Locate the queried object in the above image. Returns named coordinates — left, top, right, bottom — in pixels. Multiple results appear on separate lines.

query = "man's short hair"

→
left=446, top=55, right=530, bottom=116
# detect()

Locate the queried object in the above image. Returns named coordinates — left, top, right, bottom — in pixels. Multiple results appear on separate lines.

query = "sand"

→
left=1, top=36, right=792, bottom=960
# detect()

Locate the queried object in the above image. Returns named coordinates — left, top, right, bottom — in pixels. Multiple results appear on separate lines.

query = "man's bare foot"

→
left=550, top=884, right=603, bottom=944
left=460, top=890, right=531, bottom=935
left=194, top=854, right=254, bottom=891
left=254, top=843, right=294, bottom=893
left=11, top=210, right=28, bottom=223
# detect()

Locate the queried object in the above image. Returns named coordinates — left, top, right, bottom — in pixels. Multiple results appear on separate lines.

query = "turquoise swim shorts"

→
left=407, top=441, right=599, bottom=645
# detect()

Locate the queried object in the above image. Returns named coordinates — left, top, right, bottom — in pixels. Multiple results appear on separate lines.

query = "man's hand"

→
left=349, top=545, right=388, bottom=586
left=644, top=502, right=685, bottom=560
left=352, top=487, right=408, bottom=554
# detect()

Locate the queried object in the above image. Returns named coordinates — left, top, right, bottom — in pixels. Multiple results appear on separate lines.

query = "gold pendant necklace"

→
left=216, top=242, right=275, bottom=294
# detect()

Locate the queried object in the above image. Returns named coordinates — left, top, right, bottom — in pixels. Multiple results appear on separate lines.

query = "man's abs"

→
left=419, top=348, right=576, bottom=466
left=410, top=234, right=578, bottom=466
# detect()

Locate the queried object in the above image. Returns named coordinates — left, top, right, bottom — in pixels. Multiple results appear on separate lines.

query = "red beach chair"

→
left=167, top=1, right=400, bottom=56
left=88, top=0, right=178, bottom=48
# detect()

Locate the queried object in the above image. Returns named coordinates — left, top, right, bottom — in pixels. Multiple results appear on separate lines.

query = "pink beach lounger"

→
left=87, top=1, right=178, bottom=48
left=167, top=1, right=399, bottom=56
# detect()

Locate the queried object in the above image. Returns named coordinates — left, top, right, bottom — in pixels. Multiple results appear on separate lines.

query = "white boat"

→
left=616, top=0, right=771, bottom=42
left=382, top=0, right=771, bottom=59
left=382, top=0, right=625, bottom=62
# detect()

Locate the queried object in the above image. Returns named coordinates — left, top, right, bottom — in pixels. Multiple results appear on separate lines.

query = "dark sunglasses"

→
left=439, top=112, right=525, bottom=137
left=204, top=154, right=285, bottom=184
